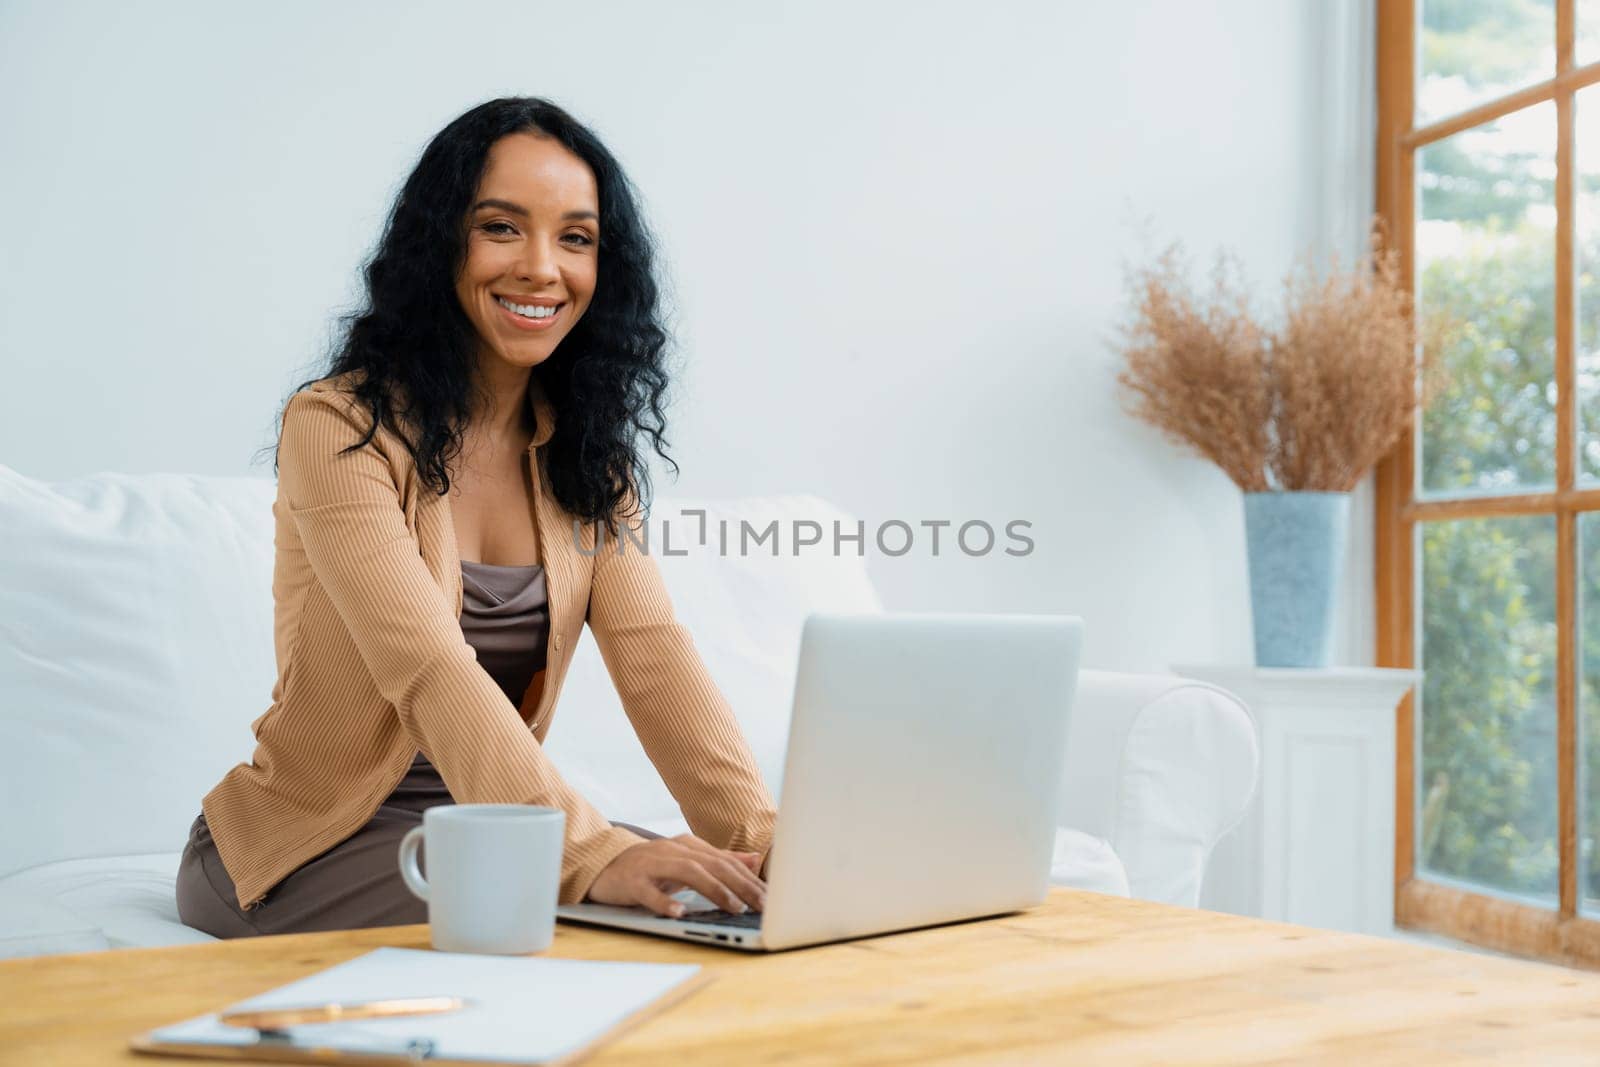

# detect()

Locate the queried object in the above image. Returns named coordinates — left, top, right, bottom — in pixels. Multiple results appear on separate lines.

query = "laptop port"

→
left=684, top=930, right=710, bottom=938
left=714, top=934, right=728, bottom=941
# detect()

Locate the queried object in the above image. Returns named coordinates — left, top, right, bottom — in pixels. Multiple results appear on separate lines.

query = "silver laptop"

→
left=555, top=611, right=1084, bottom=952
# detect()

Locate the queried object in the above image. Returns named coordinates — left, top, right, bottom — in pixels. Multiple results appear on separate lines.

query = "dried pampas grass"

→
left=1114, top=220, right=1449, bottom=492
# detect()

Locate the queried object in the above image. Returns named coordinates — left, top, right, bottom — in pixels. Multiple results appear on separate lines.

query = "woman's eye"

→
left=479, top=222, right=592, bottom=245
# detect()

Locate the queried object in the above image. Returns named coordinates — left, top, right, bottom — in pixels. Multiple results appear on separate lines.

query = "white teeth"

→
left=496, top=297, right=558, bottom=319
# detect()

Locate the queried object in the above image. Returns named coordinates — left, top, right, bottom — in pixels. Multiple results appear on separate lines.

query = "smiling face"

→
left=454, top=131, right=600, bottom=377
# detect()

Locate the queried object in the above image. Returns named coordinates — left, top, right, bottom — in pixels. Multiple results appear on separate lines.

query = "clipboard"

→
left=128, top=947, right=712, bottom=1067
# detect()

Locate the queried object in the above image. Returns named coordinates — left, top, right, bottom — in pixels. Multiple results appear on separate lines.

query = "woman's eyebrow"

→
left=472, top=198, right=598, bottom=222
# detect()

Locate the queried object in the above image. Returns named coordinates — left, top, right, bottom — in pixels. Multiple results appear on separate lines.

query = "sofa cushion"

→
left=1059, top=671, right=1259, bottom=908
left=606, top=818, right=1130, bottom=911
left=1048, top=828, right=1131, bottom=897
left=0, top=464, right=881, bottom=880
left=545, top=495, right=884, bottom=823
left=0, top=882, right=111, bottom=959
left=0, top=820, right=1129, bottom=959
left=0, top=465, right=279, bottom=880
left=0, top=853, right=214, bottom=957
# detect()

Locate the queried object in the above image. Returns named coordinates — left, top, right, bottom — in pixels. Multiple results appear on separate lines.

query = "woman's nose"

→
left=515, top=239, right=560, bottom=284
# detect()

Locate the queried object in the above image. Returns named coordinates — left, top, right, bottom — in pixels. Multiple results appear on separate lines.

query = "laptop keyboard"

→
left=684, top=908, right=764, bottom=929
left=664, top=890, right=764, bottom=928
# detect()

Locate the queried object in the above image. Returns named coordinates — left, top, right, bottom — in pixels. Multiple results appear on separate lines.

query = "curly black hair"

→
left=272, top=96, right=676, bottom=536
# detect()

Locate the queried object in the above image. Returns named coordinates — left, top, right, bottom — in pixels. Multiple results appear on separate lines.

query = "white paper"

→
left=141, top=947, right=702, bottom=1064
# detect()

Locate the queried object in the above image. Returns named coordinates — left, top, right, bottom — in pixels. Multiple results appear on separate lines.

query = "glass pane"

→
left=1420, top=0, right=1553, bottom=125
left=1417, top=102, right=1556, bottom=496
left=1583, top=512, right=1600, bottom=913
left=1578, top=86, right=1600, bottom=484
left=1581, top=0, right=1600, bottom=66
left=1419, top=515, right=1558, bottom=905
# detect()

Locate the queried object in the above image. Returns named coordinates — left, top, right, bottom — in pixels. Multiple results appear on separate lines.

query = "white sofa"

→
left=0, top=465, right=1259, bottom=958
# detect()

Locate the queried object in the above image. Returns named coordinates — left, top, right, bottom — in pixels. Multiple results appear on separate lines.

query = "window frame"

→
left=1376, top=0, right=1600, bottom=966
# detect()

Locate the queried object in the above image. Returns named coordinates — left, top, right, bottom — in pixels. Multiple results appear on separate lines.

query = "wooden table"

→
left=6, top=888, right=1600, bottom=1065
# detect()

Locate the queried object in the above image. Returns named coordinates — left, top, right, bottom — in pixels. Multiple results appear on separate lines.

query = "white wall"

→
left=0, top=0, right=1376, bottom=672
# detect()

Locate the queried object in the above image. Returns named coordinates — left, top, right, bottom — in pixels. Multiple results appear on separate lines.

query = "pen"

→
left=219, top=995, right=467, bottom=1029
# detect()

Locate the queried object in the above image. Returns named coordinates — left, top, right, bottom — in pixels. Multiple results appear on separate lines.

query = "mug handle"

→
left=398, top=826, right=429, bottom=902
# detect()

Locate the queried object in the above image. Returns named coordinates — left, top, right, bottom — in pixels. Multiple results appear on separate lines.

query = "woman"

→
left=175, top=97, right=775, bottom=938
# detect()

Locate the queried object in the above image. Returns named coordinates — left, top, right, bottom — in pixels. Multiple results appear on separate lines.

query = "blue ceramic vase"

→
left=1243, top=491, right=1350, bottom=667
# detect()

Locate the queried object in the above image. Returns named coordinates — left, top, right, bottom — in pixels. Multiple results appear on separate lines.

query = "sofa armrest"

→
left=1059, top=670, right=1259, bottom=908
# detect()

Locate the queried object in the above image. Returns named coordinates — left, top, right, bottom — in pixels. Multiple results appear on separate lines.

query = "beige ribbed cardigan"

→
left=201, top=372, right=777, bottom=911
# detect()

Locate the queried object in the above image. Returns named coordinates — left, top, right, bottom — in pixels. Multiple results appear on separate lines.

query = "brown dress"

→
left=175, top=560, right=658, bottom=938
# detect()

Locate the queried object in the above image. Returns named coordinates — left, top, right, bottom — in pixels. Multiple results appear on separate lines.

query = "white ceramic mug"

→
left=397, top=804, right=565, bottom=954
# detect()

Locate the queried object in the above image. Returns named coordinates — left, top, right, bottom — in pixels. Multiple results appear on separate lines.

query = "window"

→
left=1377, top=0, right=1600, bottom=965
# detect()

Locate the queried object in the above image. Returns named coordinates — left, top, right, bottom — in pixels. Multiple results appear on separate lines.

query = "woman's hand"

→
left=586, top=834, right=768, bottom=917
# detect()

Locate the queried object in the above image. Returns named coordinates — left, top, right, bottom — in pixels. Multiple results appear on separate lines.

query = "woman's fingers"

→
left=670, top=835, right=767, bottom=910
left=585, top=836, right=769, bottom=917
left=637, top=880, right=688, bottom=918
left=655, top=855, right=757, bottom=915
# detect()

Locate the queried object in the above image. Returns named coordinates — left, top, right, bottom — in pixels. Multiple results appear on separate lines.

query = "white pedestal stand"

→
left=1171, top=665, right=1421, bottom=936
